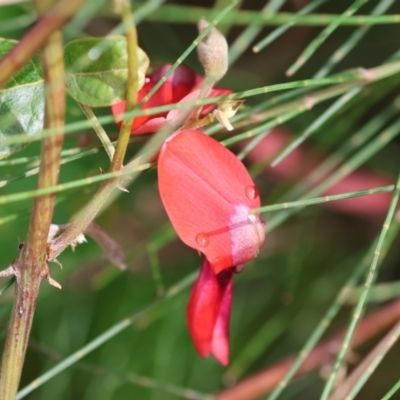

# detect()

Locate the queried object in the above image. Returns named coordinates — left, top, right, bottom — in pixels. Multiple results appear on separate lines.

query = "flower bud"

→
left=197, top=18, right=228, bottom=82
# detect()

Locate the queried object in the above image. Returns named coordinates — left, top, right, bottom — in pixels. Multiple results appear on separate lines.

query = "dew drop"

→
left=213, top=256, right=229, bottom=271
left=234, top=264, right=245, bottom=274
left=245, top=185, right=259, bottom=200
left=195, top=232, right=209, bottom=248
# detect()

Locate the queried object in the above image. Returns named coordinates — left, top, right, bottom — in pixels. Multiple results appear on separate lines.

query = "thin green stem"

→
left=319, top=171, right=400, bottom=400
left=330, top=318, right=400, bottom=400
left=223, top=81, right=359, bottom=147
left=253, top=0, right=328, bottom=53
left=266, top=216, right=400, bottom=400
left=213, top=0, right=243, bottom=36
left=144, top=5, right=400, bottom=26
left=266, top=261, right=366, bottom=400
left=4, top=59, right=400, bottom=149
left=270, top=44, right=400, bottom=168
left=147, top=245, right=165, bottom=297
left=252, top=185, right=394, bottom=214
left=266, top=115, right=400, bottom=233
left=110, top=1, right=138, bottom=171
left=314, top=0, right=396, bottom=79
left=228, top=0, right=285, bottom=64
left=0, top=163, right=151, bottom=205
left=78, top=103, right=115, bottom=160
left=381, top=379, right=400, bottom=400
left=286, top=0, right=370, bottom=76
left=346, top=280, right=400, bottom=304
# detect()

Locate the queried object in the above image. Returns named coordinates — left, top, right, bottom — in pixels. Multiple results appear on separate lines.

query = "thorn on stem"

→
left=117, top=185, right=130, bottom=193
left=47, top=276, right=62, bottom=289
left=41, top=265, right=62, bottom=289
left=0, top=265, right=16, bottom=278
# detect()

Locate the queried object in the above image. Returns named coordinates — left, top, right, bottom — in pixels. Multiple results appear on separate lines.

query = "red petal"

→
left=158, top=130, right=265, bottom=273
left=152, top=64, right=198, bottom=103
left=210, top=270, right=232, bottom=365
left=111, top=69, right=174, bottom=135
left=187, top=259, right=233, bottom=364
left=111, top=64, right=233, bottom=136
left=131, top=80, right=168, bottom=130
left=166, top=88, right=233, bottom=124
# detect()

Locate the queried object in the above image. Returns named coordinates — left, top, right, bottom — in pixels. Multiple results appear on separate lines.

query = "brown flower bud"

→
left=197, top=18, right=228, bottom=82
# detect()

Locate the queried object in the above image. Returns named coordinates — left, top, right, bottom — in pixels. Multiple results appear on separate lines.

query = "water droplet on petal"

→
left=213, top=257, right=223, bottom=267
left=212, top=256, right=231, bottom=272
left=234, top=264, right=245, bottom=274
left=261, top=220, right=267, bottom=227
left=245, top=185, right=259, bottom=200
left=195, top=232, right=209, bottom=248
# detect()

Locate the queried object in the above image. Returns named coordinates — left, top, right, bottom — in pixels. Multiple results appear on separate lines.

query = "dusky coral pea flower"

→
left=187, top=259, right=233, bottom=365
left=158, top=129, right=265, bottom=275
left=111, top=64, right=231, bottom=135
left=158, top=129, right=265, bottom=364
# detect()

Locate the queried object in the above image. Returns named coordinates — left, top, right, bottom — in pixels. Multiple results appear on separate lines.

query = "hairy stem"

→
left=0, top=1, right=65, bottom=397
left=111, top=0, right=139, bottom=171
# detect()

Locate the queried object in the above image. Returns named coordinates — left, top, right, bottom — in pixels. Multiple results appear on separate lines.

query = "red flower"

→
left=158, top=129, right=265, bottom=364
left=187, top=259, right=233, bottom=365
left=112, top=64, right=231, bottom=135
left=158, top=129, right=265, bottom=275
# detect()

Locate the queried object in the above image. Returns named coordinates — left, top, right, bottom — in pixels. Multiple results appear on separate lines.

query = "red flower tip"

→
left=158, top=129, right=265, bottom=274
left=187, top=259, right=233, bottom=365
left=111, top=64, right=232, bottom=135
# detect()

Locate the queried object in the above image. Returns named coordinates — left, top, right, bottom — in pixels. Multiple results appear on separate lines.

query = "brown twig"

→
left=0, top=0, right=86, bottom=88
left=0, top=0, right=65, bottom=397
left=217, top=298, right=400, bottom=400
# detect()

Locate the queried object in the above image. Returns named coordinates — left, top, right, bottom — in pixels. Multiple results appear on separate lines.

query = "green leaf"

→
left=0, top=38, right=44, bottom=160
left=64, top=36, right=149, bottom=107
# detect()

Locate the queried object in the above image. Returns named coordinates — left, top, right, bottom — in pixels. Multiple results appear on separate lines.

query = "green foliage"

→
left=0, top=38, right=44, bottom=160
left=0, top=35, right=149, bottom=160
left=64, top=36, right=149, bottom=107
